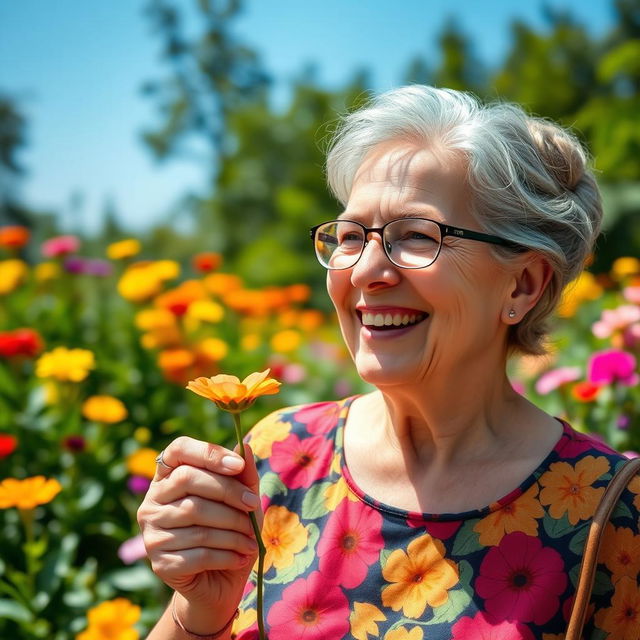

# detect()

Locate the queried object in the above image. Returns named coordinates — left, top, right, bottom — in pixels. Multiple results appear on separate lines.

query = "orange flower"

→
left=260, top=505, right=308, bottom=572
left=539, top=456, right=610, bottom=525
left=77, top=597, right=141, bottom=640
left=473, top=484, right=544, bottom=546
left=106, top=238, right=141, bottom=260
left=203, top=272, right=243, bottom=296
left=571, top=381, right=602, bottom=402
left=350, top=603, right=386, bottom=640
left=384, top=627, right=423, bottom=640
left=0, top=476, right=62, bottom=509
left=0, top=225, right=30, bottom=249
left=594, top=576, right=640, bottom=639
left=155, top=280, right=207, bottom=316
left=192, top=252, right=222, bottom=273
left=126, top=448, right=159, bottom=479
left=381, top=533, right=459, bottom=617
left=600, top=524, right=640, bottom=582
left=186, top=369, right=280, bottom=413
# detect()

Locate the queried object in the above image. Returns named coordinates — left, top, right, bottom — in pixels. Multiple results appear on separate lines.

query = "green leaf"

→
left=451, top=520, right=482, bottom=555
left=568, top=523, right=589, bottom=556
left=426, top=588, right=472, bottom=625
left=77, top=480, right=104, bottom=510
left=458, top=560, right=474, bottom=588
left=543, top=512, right=575, bottom=539
left=0, top=598, right=33, bottom=622
left=301, top=481, right=332, bottom=520
left=105, top=565, right=159, bottom=591
left=36, top=533, right=79, bottom=604
left=260, top=472, right=287, bottom=499
left=379, top=548, right=393, bottom=572
left=592, top=570, right=613, bottom=596
left=265, top=523, right=319, bottom=585
left=612, top=500, right=633, bottom=521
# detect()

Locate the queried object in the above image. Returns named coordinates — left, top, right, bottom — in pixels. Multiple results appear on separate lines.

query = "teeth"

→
left=361, top=311, right=426, bottom=328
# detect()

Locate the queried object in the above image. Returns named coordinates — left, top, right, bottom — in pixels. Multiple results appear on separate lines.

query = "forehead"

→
left=343, top=141, right=471, bottom=223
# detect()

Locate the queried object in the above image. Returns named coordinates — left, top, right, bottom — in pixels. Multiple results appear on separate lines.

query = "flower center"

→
left=624, top=606, right=637, bottom=620
left=412, top=573, right=424, bottom=583
left=297, top=453, right=313, bottom=467
left=342, top=534, right=357, bottom=551
left=301, top=609, right=318, bottom=624
left=568, top=484, right=581, bottom=495
left=511, top=571, right=531, bottom=589
left=619, top=552, right=631, bottom=565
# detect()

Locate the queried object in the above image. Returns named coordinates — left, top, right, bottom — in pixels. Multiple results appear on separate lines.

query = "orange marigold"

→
left=0, top=476, right=62, bottom=509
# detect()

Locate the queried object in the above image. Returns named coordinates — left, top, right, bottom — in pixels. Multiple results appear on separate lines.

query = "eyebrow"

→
left=337, top=210, right=445, bottom=223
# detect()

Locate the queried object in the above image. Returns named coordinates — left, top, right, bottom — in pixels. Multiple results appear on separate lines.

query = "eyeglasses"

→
left=310, top=217, right=519, bottom=270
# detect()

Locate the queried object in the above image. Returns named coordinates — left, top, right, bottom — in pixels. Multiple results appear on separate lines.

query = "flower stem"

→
left=232, top=413, right=266, bottom=640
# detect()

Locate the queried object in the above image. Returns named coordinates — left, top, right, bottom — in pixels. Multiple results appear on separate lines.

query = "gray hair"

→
left=326, top=85, right=603, bottom=356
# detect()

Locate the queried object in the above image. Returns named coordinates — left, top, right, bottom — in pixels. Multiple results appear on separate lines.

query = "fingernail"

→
left=221, top=455, right=244, bottom=472
left=242, top=491, right=259, bottom=509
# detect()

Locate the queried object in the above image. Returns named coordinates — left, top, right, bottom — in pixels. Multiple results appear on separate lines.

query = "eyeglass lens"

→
left=314, top=219, right=442, bottom=269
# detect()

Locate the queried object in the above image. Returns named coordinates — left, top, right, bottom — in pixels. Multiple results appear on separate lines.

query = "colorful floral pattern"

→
left=233, top=398, right=640, bottom=639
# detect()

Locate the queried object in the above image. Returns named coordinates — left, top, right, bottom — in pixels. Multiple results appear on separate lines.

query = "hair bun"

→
left=528, top=120, right=586, bottom=191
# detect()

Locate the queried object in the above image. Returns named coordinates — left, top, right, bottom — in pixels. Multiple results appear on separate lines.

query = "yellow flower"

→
left=133, top=427, right=151, bottom=444
left=196, top=338, right=229, bottom=363
left=270, top=329, right=301, bottom=353
left=0, top=259, right=28, bottom=294
left=35, top=261, right=61, bottom=282
left=203, top=272, right=243, bottom=296
left=106, top=238, right=141, bottom=260
left=241, top=333, right=261, bottom=351
left=350, top=602, right=386, bottom=640
left=36, top=347, right=95, bottom=382
left=384, top=626, right=424, bottom=640
left=126, top=448, right=159, bottom=479
left=0, top=476, right=62, bottom=509
left=186, top=369, right=280, bottom=413
left=261, top=505, right=308, bottom=572
left=151, top=260, right=181, bottom=281
left=82, top=396, right=128, bottom=423
left=76, top=597, right=141, bottom=640
left=611, top=256, right=640, bottom=281
left=232, top=607, right=257, bottom=637
left=381, top=533, right=459, bottom=617
left=118, top=265, right=164, bottom=303
left=187, top=299, right=225, bottom=323
left=539, top=456, right=610, bottom=525
left=557, top=271, right=603, bottom=317
left=324, top=476, right=360, bottom=510
left=473, top=484, right=544, bottom=546
left=249, top=415, right=291, bottom=459
left=135, top=308, right=176, bottom=331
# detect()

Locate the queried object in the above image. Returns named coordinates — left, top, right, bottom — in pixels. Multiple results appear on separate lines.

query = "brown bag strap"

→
left=565, top=456, right=640, bottom=640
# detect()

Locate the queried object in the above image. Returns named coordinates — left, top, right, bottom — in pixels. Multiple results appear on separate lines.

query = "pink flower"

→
left=623, top=286, right=640, bottom=304
left=451, top=611, right=534, bottom=639
left=475, top=532, right=566, bottom=625
left=510, top=379, right=526, bottom=396
left=269, top=433, right=333, bottom=489
left=587, top=349, right=639, bottom=387
left=267, top=571, right=350, bottom=640
left=317, top=498, right=384, bottom=588
left=41, top=235, right=80, bottom=258
left=534, top=367, right=581, bottom=395
left=294, top=402, right=342, bottom=435
left=592, top=305, right=640, bottom=339
left=117, top=534, right=147, bottom=564
left=623, top=451, right=640, bottom=459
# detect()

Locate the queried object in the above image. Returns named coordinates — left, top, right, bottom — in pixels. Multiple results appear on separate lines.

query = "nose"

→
left=350, top=232, right=400, bottom=288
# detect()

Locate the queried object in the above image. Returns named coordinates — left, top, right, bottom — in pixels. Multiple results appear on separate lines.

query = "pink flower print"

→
left=587, top=349, right=639, bottom=387
left=451, top=611, right=535, bottom=639
left=475, top=532, right=566, bottom=625
left=534, top=367, right=581, bottom=395
left=267, top=571, right=350, bottom=640
left=269, top=433, right=333, bottom=489
left=317, top=497, right=384, bottom=588
left=592, top=305, right=640, bottom=339
left=294, top=402, right=343, bottom=435
left=41, top=235, right=80, bottom=258
left=406, top=517, right=462, bottom=541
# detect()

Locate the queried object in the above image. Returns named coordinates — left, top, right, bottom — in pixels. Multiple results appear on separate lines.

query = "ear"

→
left=503, top=253, right=553, bottom=324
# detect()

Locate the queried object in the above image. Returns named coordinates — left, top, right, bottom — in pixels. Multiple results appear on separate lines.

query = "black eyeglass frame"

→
left=309, top=217, right=521, bottom=270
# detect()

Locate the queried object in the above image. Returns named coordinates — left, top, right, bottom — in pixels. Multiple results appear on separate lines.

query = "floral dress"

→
left=231, top=398, right=640, bottom=640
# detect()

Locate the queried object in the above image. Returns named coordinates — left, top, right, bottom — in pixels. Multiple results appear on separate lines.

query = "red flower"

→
left=451, top=611, right=534, bottom=639
left=0, top=435, right=17, bottom=458
left=293, top=402, right=343, bottom=435
left=269, top=433, right=333, bottom=489
left=0, top=329, right=43, bottom=358
left=475, top=532, right=566, bottom=625
left=317, top=497, right=384, bottom=588
left=571, top=381, right=602, bottom=402
left=192, top=252, right=222, bottom=273
left=266, top=571, right=350, bottom=640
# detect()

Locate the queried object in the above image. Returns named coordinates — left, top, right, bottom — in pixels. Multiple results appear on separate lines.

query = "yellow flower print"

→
left=539, top=456, right=610, bottom=525
left=473, top=484, right=544, bottom=546
left=594, top=576, right=640, bottom=640
left=261, top=505, right=308, bottom=572
left=600, top=524, right=640, bottom=583
left=350, top=602, right=386, bottom=640
left=381, top=533, right=459, bottom=618
left=248, top=416, right=291, bottom=459
left=384, top=626, right=424, bottom=640
left=324, top=476, right=359, bottom=511
left=232, top=607, right=257, bottom=637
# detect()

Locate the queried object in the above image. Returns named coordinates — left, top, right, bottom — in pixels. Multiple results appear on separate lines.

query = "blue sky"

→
left=0, top=0, right=616, bottom=233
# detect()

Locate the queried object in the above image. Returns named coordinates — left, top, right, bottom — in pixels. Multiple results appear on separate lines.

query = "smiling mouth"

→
left=358, top=311, right=428, bottom=330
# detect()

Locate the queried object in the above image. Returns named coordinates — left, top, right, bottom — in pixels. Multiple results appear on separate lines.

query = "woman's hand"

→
left=137, top=436, right=263, bottom=629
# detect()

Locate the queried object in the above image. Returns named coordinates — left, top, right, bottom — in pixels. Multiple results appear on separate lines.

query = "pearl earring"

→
left=508, top=309, right=516, bottom=318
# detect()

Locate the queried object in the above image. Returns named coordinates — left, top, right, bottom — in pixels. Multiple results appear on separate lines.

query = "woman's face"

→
left=327, top=141, right=516, bottom=390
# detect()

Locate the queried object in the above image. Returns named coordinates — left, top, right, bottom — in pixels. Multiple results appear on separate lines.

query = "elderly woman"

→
left=138, top=86, right=639, bottom=640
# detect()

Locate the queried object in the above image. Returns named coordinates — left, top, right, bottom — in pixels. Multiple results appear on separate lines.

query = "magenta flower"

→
left=317, top=497, right=384, bottom=589
left=269, top=433, right=333, bottom=489
left=592, top=305, right=640, bottom=339
left=623, top=451, right=639, bottom=459
left=267, top=571, right=350, bottom=640
left=587, top=349, right=639, bottom=386
left=475, top=532, right=566, bottom=625
left=534, top=366, right=581, bottom=395
left=451, top=611, right=535, bottom=639
left=117, top=533, right=147, bottom=564
left=293, top=402, right=342, bottom=435
left=41, top=235, right=80, bottom=258
left=128, top=475, right=151, bottom=494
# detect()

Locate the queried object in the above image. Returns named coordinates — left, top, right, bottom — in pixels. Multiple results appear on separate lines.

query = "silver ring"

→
left=155, top=449, right=174, bottom=469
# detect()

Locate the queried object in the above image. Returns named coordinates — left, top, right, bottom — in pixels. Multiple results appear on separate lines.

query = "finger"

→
left=149, top=526, right=259, bottom=557
left=153, top=547, right=251, bottom=579
left=153, top=436, right=245, bottom=481
left=152, top=465, right=260, bottom=513
left=235, top=443, right=264, bottom=529
left=156, top=496, right=255, bottom=536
